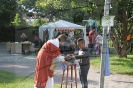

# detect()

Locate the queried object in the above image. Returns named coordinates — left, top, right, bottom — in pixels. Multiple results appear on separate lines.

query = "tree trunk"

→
left=110, top=33, right=128, bottom=58
left=109, top=2, right=133, bottom=58
left=118, top=48, right=127, bottom=58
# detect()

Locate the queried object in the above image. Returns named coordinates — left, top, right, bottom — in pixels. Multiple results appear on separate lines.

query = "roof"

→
left=39, top=20, right=85, bottom=29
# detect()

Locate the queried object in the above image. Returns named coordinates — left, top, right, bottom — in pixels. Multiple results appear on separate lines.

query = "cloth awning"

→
left=39, top=20, right=87, bottom=47
left=55, top=28, right=75, bottom=32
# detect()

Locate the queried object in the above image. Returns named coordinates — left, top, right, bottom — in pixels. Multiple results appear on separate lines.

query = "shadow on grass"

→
left=0, top=70, right=63, bottom=88
left=117, top=72, right=133, bottom=75
left=91, top=52, right=133, bottom=75
left=111, top=58, right=133, bottom=68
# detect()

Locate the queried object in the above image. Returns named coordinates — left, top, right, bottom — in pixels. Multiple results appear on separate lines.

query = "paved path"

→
left=0, top=43, right=133, bottom=88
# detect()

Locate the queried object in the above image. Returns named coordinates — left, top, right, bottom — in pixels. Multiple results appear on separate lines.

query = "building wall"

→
left=15, top=29, right=34, bottom=42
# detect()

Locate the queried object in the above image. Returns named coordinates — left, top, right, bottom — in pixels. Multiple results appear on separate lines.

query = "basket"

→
left=65, top=58, right=75, bottom=63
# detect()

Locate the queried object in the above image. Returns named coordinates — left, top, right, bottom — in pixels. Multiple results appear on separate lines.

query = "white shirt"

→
left=48, top=38, right=65, bottom=62
left=69, top=32, right=74, bottom=38
left=96, top=35, right=103, bottom=44
left=78, top=50, right=83, bottom=63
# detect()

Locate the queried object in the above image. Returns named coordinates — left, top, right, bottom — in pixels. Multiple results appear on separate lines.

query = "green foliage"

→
left=0, top=0, right=17, bottom=26
left=0, top=70, right=62, bottom=88
left=20, top=19, right=28, bottom=27
left=32, top=18, right=47, bottom=27
left=12, top=13, right=28, bottom=28
left=18, top=0, right=37, bottom=11
left=27, top=12, right=34, bottom=17
left=73, top=11, right=85, bottom=24
left=12, top=13, right=21, bottom=27
left=19, top=0, right=97, bottom=23
left=0, top=26, right=15, bottom=42
left=110, top=0, right=133, bottom=57
left=75, top=29, right=82, bottom=35
left=117, top=0, right=133, bottom=22
left=90, top=55, right=133, bottom=75
left=0, top=70, right=33, bottom=88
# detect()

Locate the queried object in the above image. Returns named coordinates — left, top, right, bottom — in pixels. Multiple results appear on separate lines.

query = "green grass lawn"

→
left=0, top=70, right=61, bottom=88
left=90, top=55, right=133, bottom=75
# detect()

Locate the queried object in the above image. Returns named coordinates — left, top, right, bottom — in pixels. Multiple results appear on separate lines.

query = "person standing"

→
left=88, top=27, right=95, bottom=55
left=95, top=32, right=103, bottom=54
left=34, top=34, right=72, bottom=88
left=33, top=35, right=42, bottom=48
left=70, top=36, right=76, bottom=50
left=86, top=17, right=96, bottom=30
left=69, top=38, right=90, bottom=88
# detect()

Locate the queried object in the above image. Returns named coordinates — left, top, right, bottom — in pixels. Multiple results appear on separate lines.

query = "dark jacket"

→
left=75, top=47, right=90, bottom=68
left=34, top=39, right=42, bottom=48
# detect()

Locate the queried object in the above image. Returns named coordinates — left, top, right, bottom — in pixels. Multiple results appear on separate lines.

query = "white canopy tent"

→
left=39, top=20, right=87, bottom=46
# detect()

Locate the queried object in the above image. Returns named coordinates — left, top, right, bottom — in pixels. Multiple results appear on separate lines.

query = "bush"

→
left=0, top=26, right=15, bottom=42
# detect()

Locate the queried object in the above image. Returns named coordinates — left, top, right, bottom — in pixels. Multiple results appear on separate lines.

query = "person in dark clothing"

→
left=33, top=35, right=42, bottom=48
left=88, top=27, right=95, bottom=55
left=69, top=38, right=90, bottom=88
left=33, top=35, right=43, bottom=54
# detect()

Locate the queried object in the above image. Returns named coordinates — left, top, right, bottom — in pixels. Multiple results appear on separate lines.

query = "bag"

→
left=49, top=64, right=56, bottom=72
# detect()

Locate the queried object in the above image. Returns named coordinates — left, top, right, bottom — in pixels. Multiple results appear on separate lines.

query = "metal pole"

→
left=99, top=0, right=110, bottom=88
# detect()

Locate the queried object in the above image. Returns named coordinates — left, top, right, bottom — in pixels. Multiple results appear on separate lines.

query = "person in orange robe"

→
left=34, top=34, right=72, bottom=88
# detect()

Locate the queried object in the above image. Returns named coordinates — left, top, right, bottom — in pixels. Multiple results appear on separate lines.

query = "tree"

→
left=32, top=18, right=47, bottom=27
left=0, top=0, right=17, bottom=26
left=110, top=0, right=133, bottom=58
left=17, top=0, right=106, bottom=23
left=27, top=12, right=34, bottom=17
left=19, top=0, right=97, bottom=23
left=12, top=13, right=21, bottom=27
left=18, top=0, right=37, bottom=11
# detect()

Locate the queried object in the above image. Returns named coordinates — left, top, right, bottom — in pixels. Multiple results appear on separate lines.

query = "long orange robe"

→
left=34, top=41, right=61, bottom=88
